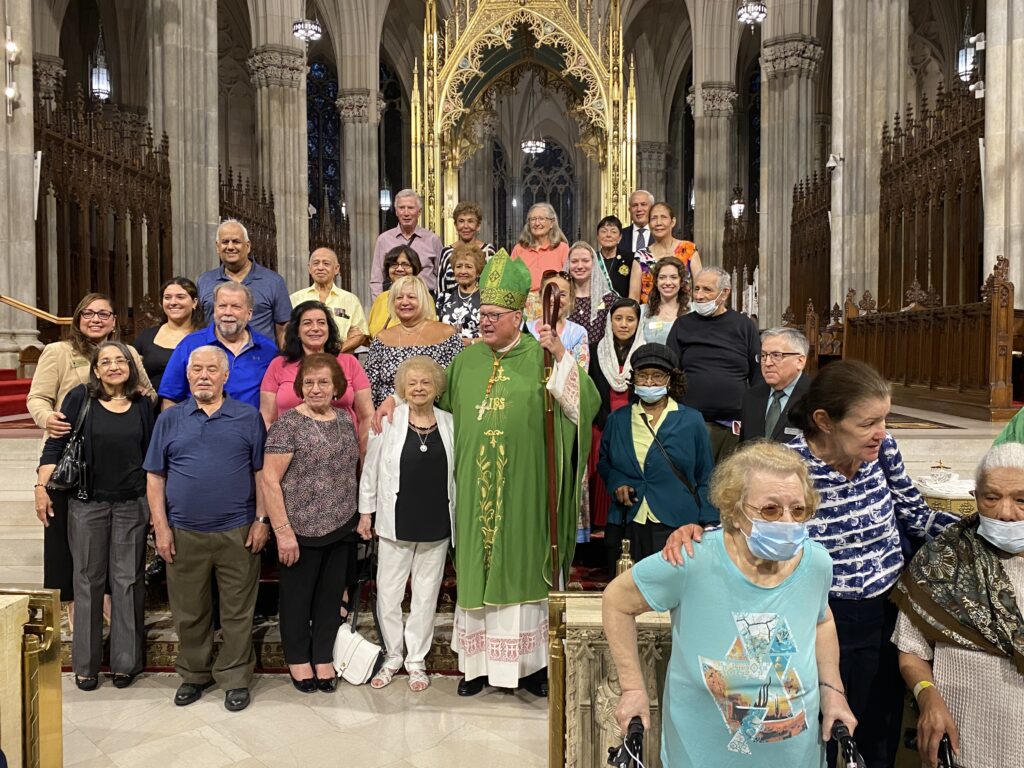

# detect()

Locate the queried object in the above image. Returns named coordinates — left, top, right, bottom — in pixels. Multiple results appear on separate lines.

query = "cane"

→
left=541, top=280, right=562, bottom=588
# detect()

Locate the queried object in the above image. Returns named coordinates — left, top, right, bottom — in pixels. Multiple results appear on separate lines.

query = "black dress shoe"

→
left=316, top=676, right=338, bottom=693
left=290, top=674, right=317, bottom=694
left=174, top=680, right=214, bottom=707
left=112, top=672, right=139, bottom=689
left=457, top=676, right=486, bottom=696
left=520, top=668, right=548, bottom=698
left=225, top=688, right=251, bottom=712
left=74, top=675, right=99, bottom=691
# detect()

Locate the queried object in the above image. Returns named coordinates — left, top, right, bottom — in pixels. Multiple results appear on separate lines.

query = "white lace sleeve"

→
left=891, top=610, right=934, bottom=661
left=547, top=354, right=581, bottom=425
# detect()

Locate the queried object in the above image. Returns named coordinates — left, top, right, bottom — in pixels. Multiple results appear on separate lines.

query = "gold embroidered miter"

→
left=479, top=248, right=531, bottom=310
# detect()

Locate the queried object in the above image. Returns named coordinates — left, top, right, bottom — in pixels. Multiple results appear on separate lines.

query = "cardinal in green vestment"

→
left=442, top=249, right=599, bottom=695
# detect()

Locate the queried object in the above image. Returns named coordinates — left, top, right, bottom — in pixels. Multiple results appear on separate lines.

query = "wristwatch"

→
left=255, top=515, right=271, bottom=525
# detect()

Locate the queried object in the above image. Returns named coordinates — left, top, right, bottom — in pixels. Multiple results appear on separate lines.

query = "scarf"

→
left=565, top=245, right=615, bottom=324
left=596, top=312, right=646, bottom=392
left=892, top=515, right=1024, bottom=675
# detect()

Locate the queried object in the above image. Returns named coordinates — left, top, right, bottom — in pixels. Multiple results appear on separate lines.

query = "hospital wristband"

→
left=912, top=680, right=935, bottom=700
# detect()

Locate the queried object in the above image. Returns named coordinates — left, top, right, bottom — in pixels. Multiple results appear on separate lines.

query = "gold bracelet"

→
left=273, top=522, right=291, bottom=533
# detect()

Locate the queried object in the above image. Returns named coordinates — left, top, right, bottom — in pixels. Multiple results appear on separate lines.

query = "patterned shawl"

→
left=892, top=515, right=1024, bottom=676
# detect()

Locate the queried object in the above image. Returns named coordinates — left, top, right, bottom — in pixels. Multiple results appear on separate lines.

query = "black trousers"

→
left=43, top=488, right=74, bottom=601
left=278, top=537, right=353, bottom=666
left=605, top=521, right=677, bottom=577
left=827, top=594, right=904, bottom=768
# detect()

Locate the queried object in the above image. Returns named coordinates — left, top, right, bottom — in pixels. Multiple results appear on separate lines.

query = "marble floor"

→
left=61, top=672, right=548, bottom=768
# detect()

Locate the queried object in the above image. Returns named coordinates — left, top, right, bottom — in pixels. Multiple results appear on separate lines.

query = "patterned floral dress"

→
left=365, top=332, right=464, bottom=407
left=568, top=292, right=618, bottom=344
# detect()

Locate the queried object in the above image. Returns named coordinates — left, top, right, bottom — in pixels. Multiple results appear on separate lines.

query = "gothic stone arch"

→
left=412, top=0, right=636, bottom=239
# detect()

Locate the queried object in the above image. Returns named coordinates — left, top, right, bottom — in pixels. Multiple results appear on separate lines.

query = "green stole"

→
left=440, top=333, right=600, bottom=609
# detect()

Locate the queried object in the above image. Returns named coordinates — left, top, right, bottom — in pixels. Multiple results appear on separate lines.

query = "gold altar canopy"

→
left=412, top=0, right=637, bottom=240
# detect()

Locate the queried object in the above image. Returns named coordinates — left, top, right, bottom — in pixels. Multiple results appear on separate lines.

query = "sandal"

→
left=407, top=669, right=429, bottom=692
left=370, top=665, right=399, bottom=689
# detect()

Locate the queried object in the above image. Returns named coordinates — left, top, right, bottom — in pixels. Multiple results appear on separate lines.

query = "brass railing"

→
left=549, top=592, right=569, bottom=768
left=0, top=295, right=71, bottom=325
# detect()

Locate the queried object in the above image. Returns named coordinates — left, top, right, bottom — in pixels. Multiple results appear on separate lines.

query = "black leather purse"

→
left=46, top=396, right=91, bottom=499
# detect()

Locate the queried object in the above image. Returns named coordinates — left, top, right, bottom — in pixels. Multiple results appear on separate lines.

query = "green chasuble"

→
left=440, top=333, right=600, bottom=609
left=994, top=407, right=1024, bottom=446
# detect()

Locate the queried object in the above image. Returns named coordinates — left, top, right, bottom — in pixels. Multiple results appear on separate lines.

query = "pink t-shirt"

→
left=260, top=354, right=370, bottom=431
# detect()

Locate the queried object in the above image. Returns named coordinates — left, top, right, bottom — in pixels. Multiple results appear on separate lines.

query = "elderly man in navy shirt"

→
left=145, top=345, right=269, bottom=713
left=197, top=219, right=291, bottom=345
left=159, top=282, right=276, bottom=410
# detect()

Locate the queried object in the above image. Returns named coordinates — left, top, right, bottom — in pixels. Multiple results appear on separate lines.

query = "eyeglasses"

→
left=742, top=501, right=812, bottom=522
left=81, top=310, right=114, bottom=320
left=479, top=309, right=518, bottom=324
left=528, top=216, right=553, bottom=224
left=97, top=357, right=129, bottom=369
left=632, top=372, right=670, bottom=385
left=761, top=351, right=804, bottom=364
left=301, top=378, right=334, bottom=390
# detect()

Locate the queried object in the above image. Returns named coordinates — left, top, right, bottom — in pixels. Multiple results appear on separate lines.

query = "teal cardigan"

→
left=597, top=402, right=718, bottom=528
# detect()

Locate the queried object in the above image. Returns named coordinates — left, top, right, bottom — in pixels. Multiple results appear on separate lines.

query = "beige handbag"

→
left=332, top=623, right=382, bottom=685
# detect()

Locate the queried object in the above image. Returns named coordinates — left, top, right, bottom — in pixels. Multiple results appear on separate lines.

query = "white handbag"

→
left=332, top=623, right=382, bottom=685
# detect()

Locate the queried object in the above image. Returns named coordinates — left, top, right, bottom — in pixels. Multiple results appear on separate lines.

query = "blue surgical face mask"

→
left=634, top=385, right=668, bottom=403
left=977, top=516, right=1024, bottom=554
left=742, top=511, right=808, bottom=561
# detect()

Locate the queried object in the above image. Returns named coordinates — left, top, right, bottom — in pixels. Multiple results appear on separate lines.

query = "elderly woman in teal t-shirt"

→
left=602, top=441, right=856, bottom=767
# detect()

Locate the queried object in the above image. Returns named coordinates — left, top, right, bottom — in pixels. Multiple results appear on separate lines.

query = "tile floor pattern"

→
left=61, top=672, right=548, bottom=768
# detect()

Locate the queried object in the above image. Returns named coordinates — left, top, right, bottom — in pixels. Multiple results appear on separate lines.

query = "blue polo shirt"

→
left=157, top=325, right=276, bottom=408
left=197, top=261, right=292, bottom=340
left=144, top=397, right=266, bottom=532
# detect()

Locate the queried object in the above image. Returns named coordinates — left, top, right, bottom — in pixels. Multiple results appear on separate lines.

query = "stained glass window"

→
left=307, top=58, right=341, bottom=222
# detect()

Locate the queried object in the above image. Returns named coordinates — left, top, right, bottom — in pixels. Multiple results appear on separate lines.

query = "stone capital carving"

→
left=685, top=85, right=695, bottom=112
left=377, top=92, right=387, bottom=120
left=761, top=36, right=824, bottom=80
left=700, top=83, right=739, bottom=117
left=637, top=141, right=669, bottom=169
left=34, top=55, right=66, bottom=99
left=247, top=45, right=305, bottom=89
left=336, top=88, right=373, bottom=123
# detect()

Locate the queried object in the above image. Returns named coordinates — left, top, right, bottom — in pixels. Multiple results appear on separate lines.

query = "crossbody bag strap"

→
left=67, top=394, right=91, bottom=442
left=640, top=412, right=702, bottom=510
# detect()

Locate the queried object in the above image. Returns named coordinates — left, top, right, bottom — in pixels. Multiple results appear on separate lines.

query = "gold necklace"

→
left=476, top=346, right=514, bottom=421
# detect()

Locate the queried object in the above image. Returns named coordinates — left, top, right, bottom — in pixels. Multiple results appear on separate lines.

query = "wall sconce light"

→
left=5, top=25, right=20, bottom=121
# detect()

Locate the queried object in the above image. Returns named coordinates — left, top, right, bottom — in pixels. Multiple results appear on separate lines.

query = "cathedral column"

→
left=458, top=113, right=497, bottom=244
left=0, top=0, right=40, bottom=366
left=830, top=0, right=907, bottom=309
left=147, top=0, right=220, bottom=281
left=338, top=88, right=380, bottom=308
left=983, top=0, right=1024, bottom=305
left=757, top=35, right=824, bottom=326
left=692, top=83, right=737, bottom=266
left=637, top=141, right=670, bottom=204
left=247, top=44, right=309, bottom=290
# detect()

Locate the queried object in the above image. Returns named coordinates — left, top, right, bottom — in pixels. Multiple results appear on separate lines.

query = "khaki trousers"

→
left=166, top=524, right=259, bottom=690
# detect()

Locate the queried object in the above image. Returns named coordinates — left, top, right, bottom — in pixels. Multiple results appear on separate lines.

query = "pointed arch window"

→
left=521, top=140, right=576, bottom=239
left=307, top=58, right=341, bottom=222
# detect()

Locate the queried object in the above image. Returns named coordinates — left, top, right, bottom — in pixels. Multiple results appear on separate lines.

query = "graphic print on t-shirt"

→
left=698, top=612, right=808, bottom=755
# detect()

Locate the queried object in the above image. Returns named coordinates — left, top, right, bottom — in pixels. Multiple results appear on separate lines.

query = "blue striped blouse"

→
left=788, top=433, right=959, bottom=600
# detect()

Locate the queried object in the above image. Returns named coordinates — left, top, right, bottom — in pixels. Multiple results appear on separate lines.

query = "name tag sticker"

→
left=784, top=427, right=802, bottom=436
left=732, top=420, right=742, bottom=436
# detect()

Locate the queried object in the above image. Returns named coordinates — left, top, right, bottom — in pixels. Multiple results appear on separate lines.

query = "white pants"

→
left=375, top=537, right=448, bottom=672
left=452, top=601, right=549, bottom=688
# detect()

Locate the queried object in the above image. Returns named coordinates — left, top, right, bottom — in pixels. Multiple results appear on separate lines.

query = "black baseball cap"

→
left=630, top=343, right=679, bottom=372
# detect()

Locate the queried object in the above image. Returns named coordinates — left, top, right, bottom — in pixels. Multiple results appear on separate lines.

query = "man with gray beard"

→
left=145, top=345, right=269, bottom=712
left=158, top=282, right=277, bottom=409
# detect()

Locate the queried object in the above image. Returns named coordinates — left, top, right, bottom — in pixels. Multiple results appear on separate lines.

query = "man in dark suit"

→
left=617, top=189, right=655, bottom=261
left=740, top=327, right=810, bottom=443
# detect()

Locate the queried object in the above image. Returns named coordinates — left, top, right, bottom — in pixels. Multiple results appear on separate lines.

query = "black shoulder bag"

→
left=639, top=412, right=703, bottom=511
left=46, top=396, right=91, bottom=499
